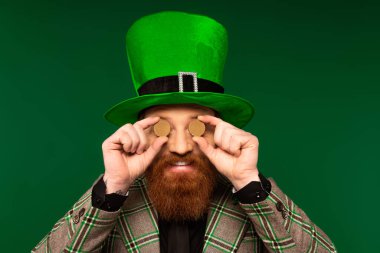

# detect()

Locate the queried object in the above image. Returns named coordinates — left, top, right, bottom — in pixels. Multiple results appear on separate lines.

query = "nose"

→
left=167, top=128, right=193, bottom=155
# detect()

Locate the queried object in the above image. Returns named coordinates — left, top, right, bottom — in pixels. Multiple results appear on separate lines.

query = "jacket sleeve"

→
left=239, top=177, right=337, bottom=253
left=32, top=176, right=121, bottom=253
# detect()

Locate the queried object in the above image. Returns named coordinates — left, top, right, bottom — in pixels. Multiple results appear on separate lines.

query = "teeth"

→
left=175, top=161, right=189, bottom=166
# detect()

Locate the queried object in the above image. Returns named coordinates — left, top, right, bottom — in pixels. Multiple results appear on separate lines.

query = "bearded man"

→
left=33, top=11, right=337, bottom=253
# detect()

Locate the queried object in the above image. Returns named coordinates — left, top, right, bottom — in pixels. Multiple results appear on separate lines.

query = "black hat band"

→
left=138, top=74, right=224, bottom=96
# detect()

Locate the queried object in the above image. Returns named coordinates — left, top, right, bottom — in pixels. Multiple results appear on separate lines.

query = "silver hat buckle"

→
left=178, top=72, right=198, bottom=92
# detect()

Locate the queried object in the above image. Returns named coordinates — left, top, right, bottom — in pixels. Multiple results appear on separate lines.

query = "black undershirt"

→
left=158, top=214, right=208, bottom=253
left=92, top=173, right=271, bottom=253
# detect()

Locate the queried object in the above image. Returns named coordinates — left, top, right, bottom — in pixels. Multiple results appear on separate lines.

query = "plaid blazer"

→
left=32, top=175, right=337, bottom=253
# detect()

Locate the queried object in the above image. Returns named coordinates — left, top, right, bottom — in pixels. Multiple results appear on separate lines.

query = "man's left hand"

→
left=192, top=115, right=260, bottom=190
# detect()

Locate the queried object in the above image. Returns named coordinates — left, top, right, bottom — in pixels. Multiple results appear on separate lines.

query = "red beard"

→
left=145, top=152, right=218, bottom=222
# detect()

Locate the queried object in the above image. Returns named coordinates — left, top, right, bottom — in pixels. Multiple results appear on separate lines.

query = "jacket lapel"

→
left=203, top=176, right=250, bottom=253
left=117, top=177, right=160, bottom=253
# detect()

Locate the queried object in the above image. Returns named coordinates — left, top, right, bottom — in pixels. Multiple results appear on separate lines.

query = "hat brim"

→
left=104, top=92, right=255, bottom=128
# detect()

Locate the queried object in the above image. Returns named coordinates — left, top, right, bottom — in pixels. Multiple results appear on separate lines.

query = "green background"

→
left=1, top=0, right=379, bottom=252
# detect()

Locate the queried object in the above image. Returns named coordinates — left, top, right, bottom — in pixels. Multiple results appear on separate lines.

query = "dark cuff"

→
left=233, top=172, right=272, bottom=204
left=91, top=176, right=128, bottom=212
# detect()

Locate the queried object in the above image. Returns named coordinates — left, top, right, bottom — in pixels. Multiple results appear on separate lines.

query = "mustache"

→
left=154, top=153, right=203, bottom=167
left=167, top=154, right=193, bottom=164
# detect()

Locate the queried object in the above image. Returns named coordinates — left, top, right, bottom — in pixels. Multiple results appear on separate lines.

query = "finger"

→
left=220, top=128, right=242, bottom=152
left=143, top=136, right=168, bottom=162
left=124, top=124, right=140, bottom=153
left=192, top=136, right=216, bottom=160
left=214, top=123, right=236, bottom=148
left=221, top=128, right=232, bottom=151
left=134, top=125, right=148, bottom=154
left=198, top=115, right=223, bottom=127
left=102, top=135, right=123, bottom=151
left=241, top=134, right=259, bottom=150
left=119, top=132, right=133, bottom=153
left=134, top=116, right=161, bottom=130
left=229, top=136, right=243, bottom=157
left=213, top=122, right=225, bottom=147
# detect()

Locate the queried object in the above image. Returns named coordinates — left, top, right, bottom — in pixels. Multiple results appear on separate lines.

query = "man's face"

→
left=143, top=104, right=218, bottom=221
left=144, top=104, right=216, bottom=172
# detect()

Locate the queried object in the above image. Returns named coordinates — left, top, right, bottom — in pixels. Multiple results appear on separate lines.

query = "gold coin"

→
left=153, top=119, right=171, bottom=137
left=188, top=119, right=206, bottom=136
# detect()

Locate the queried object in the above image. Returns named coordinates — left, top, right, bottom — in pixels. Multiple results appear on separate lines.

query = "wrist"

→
left=103, top=175, right=131, bottom=194
left=231, top=173, right=260, bottom=191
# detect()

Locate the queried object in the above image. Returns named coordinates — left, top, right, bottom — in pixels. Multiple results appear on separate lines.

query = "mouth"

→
left=168, top=161, right=194, bottom=172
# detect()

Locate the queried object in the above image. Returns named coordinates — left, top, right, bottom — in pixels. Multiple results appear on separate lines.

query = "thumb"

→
left=192, top=136, right=215, bottom=159
left=144, top=136, right=168, bottom=162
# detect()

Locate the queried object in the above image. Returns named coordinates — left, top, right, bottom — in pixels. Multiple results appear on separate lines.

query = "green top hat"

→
left=104, top=11, right=255, bottom=128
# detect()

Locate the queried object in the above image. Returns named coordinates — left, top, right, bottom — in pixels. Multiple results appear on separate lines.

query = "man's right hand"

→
left=101, top=116, right=168, bottom=194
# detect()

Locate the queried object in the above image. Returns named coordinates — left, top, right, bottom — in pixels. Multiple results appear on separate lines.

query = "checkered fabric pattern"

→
left=32, top=175, right=337, bottom=253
